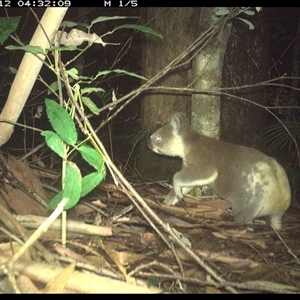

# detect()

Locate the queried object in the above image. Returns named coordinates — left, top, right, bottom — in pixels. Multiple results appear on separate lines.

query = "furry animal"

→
left=147, top=112, right=291, bottom=229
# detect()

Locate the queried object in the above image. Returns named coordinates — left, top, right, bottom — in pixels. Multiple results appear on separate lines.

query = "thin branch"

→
left=12, top=198, right=68, bottom=265
left=58, top=54, right=238, bottom=293
left=96, top=14, right=231, bottom=130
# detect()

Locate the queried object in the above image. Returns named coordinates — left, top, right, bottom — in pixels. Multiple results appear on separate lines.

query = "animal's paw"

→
left=163, top=190, right=180, bottom=205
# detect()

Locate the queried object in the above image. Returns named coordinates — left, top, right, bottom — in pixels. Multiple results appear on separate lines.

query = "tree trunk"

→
left=289, top=9, right=300, bottom=121
left=139, top=7, right=200, bottom=180
left=192, top=7, right=232, bottom=139
left=138, top=8, right=271, bottom=181
left=221, top=11, right=272, bottom=149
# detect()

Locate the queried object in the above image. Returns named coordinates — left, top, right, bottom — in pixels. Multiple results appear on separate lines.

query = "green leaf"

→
left=78, top=145, right=105, bottom=172
left=98, top=91, right=112, bottom=105
left=9, top=67, right=17, bottom=74
left=66, top=68, right=79, bottom=80
left=45, top=99, right=78, bottom=146
left=49, top=45, right=79, bottom=52
left=48, top=81, right=59, bottom=95
left=215, top=8, right=229, bottom=16
left=46, top=190, right=64, bottom=211
left=94, top=69, right=147, bottom=81
left=240, top=9, right=255, bottom=16
left=147, top=277, right=162, bottom=287
left=63, top=161, right=82, bottom=209
left=0, top=17, right=21, bottom=45
left=237, top=18, right=255, bottom=30
left=61, top=21, right=88, bottom=28
left=41, top=130, right=65, bottom=158
left=81, top=171, right=105, bottom=197
left=68, top=73, right=94, bottom=82
left=113, top=24, right=163, bottom=39
left=47, top=78, right=74, bottom=95
left=112, top=69, right=147, bottom=81
left=46, top=161, right=82, bottom=210
left=5, top=44, right=45, bottom=54
left=81, top=96, right=100, bottom=115
left=90, top=16, right=138, bottom=27
left=0, top=65, right=17, bottom=75
left=81, top=87, right=105, bottom=95
left=262, top=122, right=300, bottom=153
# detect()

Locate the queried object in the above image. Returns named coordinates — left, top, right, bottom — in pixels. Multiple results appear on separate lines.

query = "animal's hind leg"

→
left=269, top=212, right=284, bottom=230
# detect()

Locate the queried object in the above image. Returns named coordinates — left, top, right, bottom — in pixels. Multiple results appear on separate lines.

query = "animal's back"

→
left=207, top=140, right=291, bottom=226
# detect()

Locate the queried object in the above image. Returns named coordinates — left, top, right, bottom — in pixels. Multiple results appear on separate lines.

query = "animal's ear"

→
left=169, top=113, right=189, bottom=136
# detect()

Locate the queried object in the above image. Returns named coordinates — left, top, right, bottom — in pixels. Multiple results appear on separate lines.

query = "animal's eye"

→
left=156, top=135, right=161, bottom=142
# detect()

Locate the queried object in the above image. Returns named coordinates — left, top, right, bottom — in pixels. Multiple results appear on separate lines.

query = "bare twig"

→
left=95, top=15, right=231, bottom=130
left=57, top=51, right=239, bottom=292
left=16, top=215, right=112, bottom=237
left=2, top=198, right=67, bottom=270
left=272, top=226, right=300, bottom=265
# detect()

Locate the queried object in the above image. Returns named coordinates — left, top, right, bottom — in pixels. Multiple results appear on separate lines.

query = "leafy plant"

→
left=3, top=14, right=161, bottom=211
left=0, top=17, right=21, bottom=45
left=215, top=7, right=256, bottom=30
left=287, top=167, right=300, bottom=198
left=262, top=121, right=300, bottom=198
left=123, top=131, right=146, bottom=172
left=262, top=121, right=300, bottom=154
left=42, top=99, right=106, bottom=210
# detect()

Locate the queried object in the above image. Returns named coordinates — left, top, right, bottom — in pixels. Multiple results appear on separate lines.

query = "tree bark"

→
left=221, top=11, right=272, bottom=149
left=139, top=7, right=200, bottom=180
left=192, top=7, right=232, bottom=139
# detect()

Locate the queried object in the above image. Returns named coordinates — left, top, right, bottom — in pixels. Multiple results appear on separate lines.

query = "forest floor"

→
left=0, top=154, right=299, bottom=294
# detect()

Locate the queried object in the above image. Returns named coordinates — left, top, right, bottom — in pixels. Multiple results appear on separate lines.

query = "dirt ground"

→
left=0, top=155, right=299, bottom=293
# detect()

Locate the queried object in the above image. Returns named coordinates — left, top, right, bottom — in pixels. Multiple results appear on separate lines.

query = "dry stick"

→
left=59, top=14, right=243, bottom=292
left=58, top=35, right=239, bottom=297
left=220, top=91, right=300, bottom=164
left=107, top=143, right=237, bottom=292
left=0, top=120, right=47, bottom=164
left=140, top=74, right=294, bottom=95
left=16, top=215, right=112, bottom=236
left=137, top=83, right=300, bottom=164
left=105, top=161, right=237, bottom=293
left=0, top=227, right=24, bottom=245
left=96, top=15, right=231, bottom=131
left=0, top=201, right=53, bottom=263
left=118, top=181, right=185, bottom=278
left=0, top=202, right=32, bottom=245
left=135, top=76, right=300, bottom=111
left=136, top=271, right=300, bottom=293
left=59, top=63, right=186, bottom=276
left=20, top=142, right=46, bottom=162
left=97, top=10, right=285, bottom=134
left=60, top=62, right=184, bottom=276
left=3, top=198, right=68, bottom=270
left=272, top=226, right=300, bottom=265
left=60, top=77, right=237, bottom=294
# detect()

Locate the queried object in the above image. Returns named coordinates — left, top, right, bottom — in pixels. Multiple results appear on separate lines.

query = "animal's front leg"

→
left=163, top=169, right=199, bottom=205
left=163, top=185, right=192, bottom=205
left=163, top=166, right=218, bottom=206
left=163, top=188, right=179, bottom=205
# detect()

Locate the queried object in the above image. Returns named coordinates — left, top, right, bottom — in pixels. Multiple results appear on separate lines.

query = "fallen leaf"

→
left=43, top=262, right=76, bottom=293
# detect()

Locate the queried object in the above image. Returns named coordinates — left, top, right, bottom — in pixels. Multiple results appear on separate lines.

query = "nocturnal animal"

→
left=147, top=112, right=291, bottom=230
